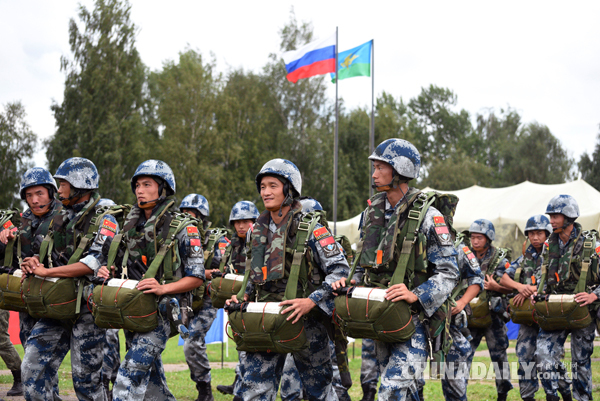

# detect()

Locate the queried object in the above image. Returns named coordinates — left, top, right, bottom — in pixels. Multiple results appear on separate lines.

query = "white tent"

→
left=335, top=180, right=600, bottom=247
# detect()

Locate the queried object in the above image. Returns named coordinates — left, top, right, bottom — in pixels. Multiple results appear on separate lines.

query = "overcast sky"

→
left=2, top=0, right=599, bottom=170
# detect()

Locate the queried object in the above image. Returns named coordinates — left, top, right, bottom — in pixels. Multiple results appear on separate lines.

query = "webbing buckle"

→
left=298, top=222, right=310, bottom=232
left=408, top=210, right=420, bottom=220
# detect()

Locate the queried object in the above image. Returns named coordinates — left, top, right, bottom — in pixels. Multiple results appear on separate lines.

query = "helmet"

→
left=255, top=159, right=302, bottom=197
left=369, top=138, right=421, bottom=179
left=131, top=160, right=176, bottom=195
left=179, top=194, right=209, bottom=218
left=20, top=167, right=57, bottom=199
left=54, top=157, right=99, bottom=190
left=299, top=198, right=323, bottom=214
left=229, top=201, right=260, bottom=224
left=545, top=195, right=580, bottom=219
left=97, top=198, right=116, bottom=208
left=524, top=214, right=551, bottom=237
left=469, top=219, right=495, bottom=242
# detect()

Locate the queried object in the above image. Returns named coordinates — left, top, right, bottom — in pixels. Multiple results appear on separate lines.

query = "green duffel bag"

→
left=534, top=294, right=592, bottom=331
left=22, top=275, right=79, bottom=320
left=210, top=273, right=244, bottom=309
left=0, top=271, right=28, bottom=313
left=191, top=283, right=206, bottom=312
left=509, top=297, right=536, bottom=326
left=334, top=286, right=415, bottom=343
left=467, top=296, right=492, bottom=329
left=91, top=278, right=158, bottom=333
left=228, top=301, right=307, bottom=353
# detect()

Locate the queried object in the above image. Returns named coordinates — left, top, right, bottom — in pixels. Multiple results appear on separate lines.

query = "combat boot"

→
left=522, top=398, right=535, bottom=401
left=546, top=394, right=560, bottom=401
left=558, top=389, right=573, bottom=401
left=195, top=381, right=214, bottom=401
left=360, top=383, right=377, bottom=401
left=216, top=375, right=237, bottom=395
left=7, top=369, right=23, bottom=396
left=497, top=393, right=508, bottom=401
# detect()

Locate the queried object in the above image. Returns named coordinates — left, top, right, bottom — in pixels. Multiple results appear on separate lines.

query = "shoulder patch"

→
left=313, top=226, right=329, bottom=241
left=102, top=219, right=117, bottom=232
left=433, top=220, right=453, bottom=246
left=189, top=238, right=202, bottom=257
left=187, top=226, right=200, bottom=237
left=318, top=235, right=341, bottom=258
left=463, top=246, right=475, bottom=260
left=2, top=220, right=17, bottom=233
left=433, top=216, right=446, bottom=226
left=596, top=246, right=600, bottom=256
left=218, top=242, right=228, bottom=255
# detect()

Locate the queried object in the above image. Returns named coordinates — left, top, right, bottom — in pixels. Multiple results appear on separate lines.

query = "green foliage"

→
left=579, top=128, right=600, bottom=191
left=0, top=102, right=37, bottom=208
left=46, top=0, right=152, bottom=204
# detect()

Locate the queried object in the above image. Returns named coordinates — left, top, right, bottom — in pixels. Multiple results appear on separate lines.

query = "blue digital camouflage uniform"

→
left=112, top=216, right=205, bottom=401
left=359, top=339, right=379, bottom=392
left=22, top=197, right=117, bottom=401
left=441, top=241, right=484, bottom=401
left=534, top=225, right=600, bottom=401
left=464, top=245, right=513, bottom=396
left=353, top=194, right=459, bottom=401
left=103, top=329, right=121, bottom=384
left=238, top=219, right=349, bottom=401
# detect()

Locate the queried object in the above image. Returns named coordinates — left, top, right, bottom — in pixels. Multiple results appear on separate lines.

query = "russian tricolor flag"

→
left=283, top=34, right=336, bottom=83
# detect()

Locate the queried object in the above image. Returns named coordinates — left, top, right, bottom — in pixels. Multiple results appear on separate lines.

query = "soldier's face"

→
left=25, top=185, right=51, bottom=214
left=549, top=213, right=565, bottom=231
left=260, top=176, right=285, bottom=210
left=372, top=161, right=393, bottom=190
left=527, top=229, right=547, bottom=248
left=181, top=209, right=199, bottom=219
left=234, top=219, right=253, bottom=238
left=135, top=177, right=159, bottom=203
left=470, top=233, right=488, bottom=251
left=57, top=180, right=71, bottom=199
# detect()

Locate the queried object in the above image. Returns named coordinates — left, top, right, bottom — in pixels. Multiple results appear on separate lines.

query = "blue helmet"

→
left=179, top=194, right=209, bottom=218
left=299, top=198, right=323, bottom=214
left=131, top=160, right=176, bottom=195
left=97, top=198, right=116, bottom=208
left=229, top=201, right=260, bottom=224
left=524, top=214, right=551, bottom=237
left=545, top=195, right=579, bottom=219
left=255, top=159, right=302, bottom=197
left=369, top=138, right=421, bottom=179
left=20, top=167, right=58, bottom=199
left=469, top=219, right=495, bottom=242
left=54, top=157, right=99, bottom=190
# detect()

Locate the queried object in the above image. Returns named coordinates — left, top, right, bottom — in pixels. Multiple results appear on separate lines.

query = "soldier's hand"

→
left=0, top=229, right=15, bottom=245
left=483, top=275, right=499, bottom=292
left=574, top=292, right=598, bottom=306
left=518, top=283, right=535, bottom=298
left=512, top=293, right=527, bottom=307
left=97, top=266, right=112, bottom=279
left=280, top=298, right=316, bottom=324
left=385, top=283, right=418, bottom=304
left=205, top=269, right=217, bottom=280
left=451, top=299, right=466, bottom=315
left=137, top=278, right=166, bottom=296
left=332, top=277, right=355, bottom=290
left=225, top=294, right=248, bottom=306
left=21, top=256, right=41, bottom=274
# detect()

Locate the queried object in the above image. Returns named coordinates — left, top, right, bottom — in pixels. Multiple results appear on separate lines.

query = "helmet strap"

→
left=59, top=188, right=91, bottom=207
left=138, top=185, right=167, bottom=209
left=372, top=174, right=403, bottom=192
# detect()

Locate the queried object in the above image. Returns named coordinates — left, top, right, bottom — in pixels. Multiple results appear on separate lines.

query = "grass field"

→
left=2, top=333, right=600, bottom=400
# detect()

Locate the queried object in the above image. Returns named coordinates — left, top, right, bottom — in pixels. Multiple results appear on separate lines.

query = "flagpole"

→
left=369, top=39, right=375, bottom=198
left=333, top=26, right=339, bottom=235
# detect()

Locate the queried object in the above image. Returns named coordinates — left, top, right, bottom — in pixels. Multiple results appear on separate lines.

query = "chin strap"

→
left=138, top=188, right=167, bottom=210
left=372, top=175, right=403, bottom=192
left=553, top=219, right=574, bottom=234
left=59, top=188, right=92, bottom=207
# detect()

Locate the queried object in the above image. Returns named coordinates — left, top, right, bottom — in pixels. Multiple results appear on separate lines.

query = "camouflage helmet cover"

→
left=131, top=160, right=176, bottom=195
left=545, top=195, right=580, bottom=219
left=524, top=214, right=552, bottom=236
left=97, top=198, right=117, bottom=208
left=179, top=194, right=209, bottom=218
left=369, top=138, right=421, bottom=179
left=469, top=218, right=496, bottom=242
left=299, top=198, right=323, bottom=214
left=20, top=167, right=58, bottom=199
left=255, top=158, right=302, bottom=196
left=229, top=201, right=260, bottom=224
left=54, top=157, right=99, bottom=190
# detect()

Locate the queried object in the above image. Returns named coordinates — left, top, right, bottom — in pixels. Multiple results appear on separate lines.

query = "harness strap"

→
left=283, top=214, right=321, bottom=301
left=575, top=235, right=595, bottom=294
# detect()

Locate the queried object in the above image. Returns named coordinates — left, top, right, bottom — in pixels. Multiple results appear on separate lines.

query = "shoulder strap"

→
left=66, top=196, right=102, bottom=264
left=575, top=233, right=596, bottom=294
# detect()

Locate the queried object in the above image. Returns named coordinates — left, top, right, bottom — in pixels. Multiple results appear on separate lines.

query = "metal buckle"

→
left=298, top=221, right=310, bottom=232
left=408, top=210, right=420, bottom=220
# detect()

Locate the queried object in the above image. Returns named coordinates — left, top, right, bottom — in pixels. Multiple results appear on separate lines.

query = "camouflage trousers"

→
left=441, top=325, right=472, bottom=401
left=374, top=315, right=427, bottom=401
left=535, top=321, right=595, bottom=400
left=238, top=316, right=337, bottom=401
left=112, top=317, right=175, bottom=401
left=184, top=296, right=217, bottom=384
left=0, top=309, right=21, bottom=371
left=19, top=311, right=37, bottom=350
left=103, top=329, right=121, bottom=383
left=466, top=313, right=513, bottom=395
left=360, top=338, right=379, bottom=386
left=22, top=313, right=107, bottom=401
left=233, top=351, right=247, bottom=398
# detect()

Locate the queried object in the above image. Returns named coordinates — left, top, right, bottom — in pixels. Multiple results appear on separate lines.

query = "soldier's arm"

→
left=80, top=214, right=119, bottom=275
left=410, top=208, right=460, bottom=317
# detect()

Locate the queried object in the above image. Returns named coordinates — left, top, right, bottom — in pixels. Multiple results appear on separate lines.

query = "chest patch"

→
left=187, top=226, right=200, bottom=237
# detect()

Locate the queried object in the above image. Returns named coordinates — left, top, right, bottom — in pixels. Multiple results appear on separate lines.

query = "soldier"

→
left=534, top=195, right=600, bottom=401
left=20, top=158, right=114, bottom=401
left=332, top=138, right=460, bottom=400
left=441, top=233, right=484, bottom=401
left=0, top=167, right=62, bottom=398
left=463, top=219, right=513, bottom=401
left=179, top=193, right=226, bottom=401
left=97, top=160, right=205, bottom=400
left=226, top=158, right=350, bottom=401
left=216, top=201, right=260, bottom=401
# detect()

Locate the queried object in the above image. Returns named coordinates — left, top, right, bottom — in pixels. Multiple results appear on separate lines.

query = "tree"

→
left=46, top=0, right=152, bottom=204
left=579, top=128, right=600, bottom=190
left=0, top=102, right=37, bottom=208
